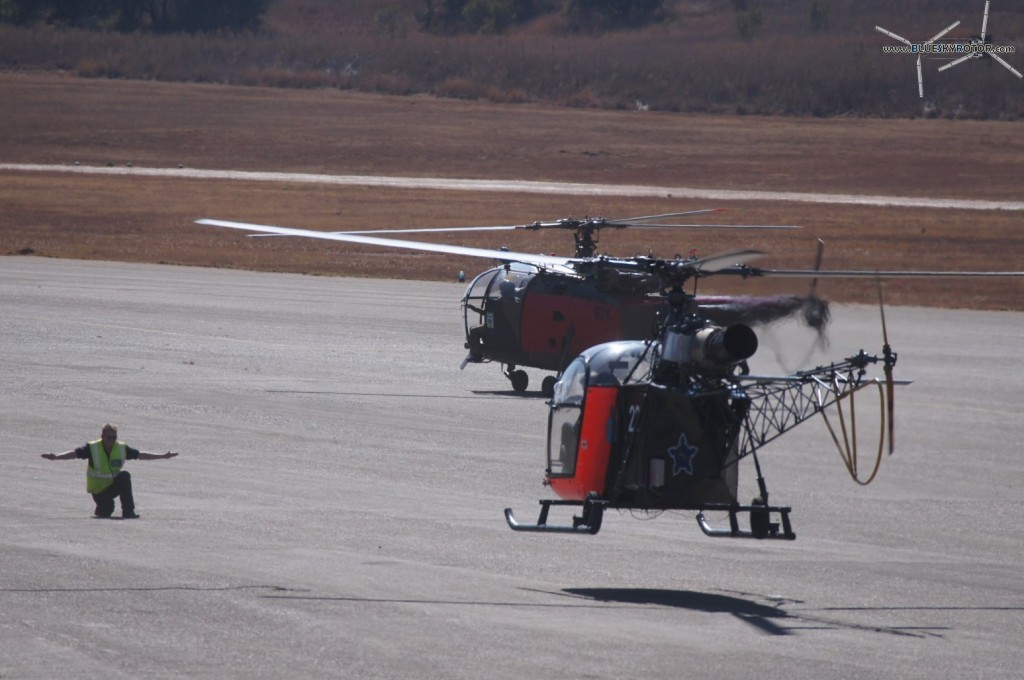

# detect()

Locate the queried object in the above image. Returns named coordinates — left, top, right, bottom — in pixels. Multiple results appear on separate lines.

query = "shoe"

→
left=94, top=510, right=113, bottom=519
left=122, top=511, right=140, bottom=519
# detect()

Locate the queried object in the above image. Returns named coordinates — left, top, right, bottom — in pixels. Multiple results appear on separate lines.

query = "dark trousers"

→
left=92, top=471, right=135, bottom=517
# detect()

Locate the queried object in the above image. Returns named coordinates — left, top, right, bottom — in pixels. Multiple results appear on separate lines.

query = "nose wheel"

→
left=504, top=365, right=529, bottom=392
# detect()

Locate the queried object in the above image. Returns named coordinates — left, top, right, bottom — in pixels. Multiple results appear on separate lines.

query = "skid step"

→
left=696, top=503, right=796, bottom=540
left=505, top=498, right=607, bottom=535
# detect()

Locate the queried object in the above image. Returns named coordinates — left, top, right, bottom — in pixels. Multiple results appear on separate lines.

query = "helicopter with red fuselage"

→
left=461, top=257, right=826, bottom=395
left=457, top=213, right=827, bottom=395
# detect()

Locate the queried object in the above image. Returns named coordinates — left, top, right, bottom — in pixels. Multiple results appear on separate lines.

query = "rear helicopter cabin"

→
left=461, top=264, right=664, bottom=394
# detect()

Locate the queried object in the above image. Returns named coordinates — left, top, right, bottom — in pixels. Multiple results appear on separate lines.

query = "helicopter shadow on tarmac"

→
left=255, top=587, right=950, bottom=638
left=267, top=389, right=489, bottom=401
left=257, top=585, right=789, bottom=634
left=470, top=389, right=548, bottom=398
left=562, top=588, right=792, bottom=635
left=560, top=588, right=950, bottom=638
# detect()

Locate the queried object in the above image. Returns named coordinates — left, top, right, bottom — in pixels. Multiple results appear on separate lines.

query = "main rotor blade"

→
left=692, top=249, right=767, bottom=272
left=917, top=56, right=924, bottom=98
left=254, top=225, right=521, bottom=238
left=981, top=0, right=989, bottom=42
left=609, top=209, right=723, bottom=223
left=196, top=219, right=573, bottom=268
left=597, top=249, right=766, bottom=275
left=939, top=53, right=974, bottom=71
left=347, top=225, right=521, bottom=234
left=875, top=25, right=913, bottom=46
left=926, top=20, right=961, bottom=45
left=728, top=267, right=1024, bottom=278
left=609, top=222, right=800, bottom=230
left=990, top=53, right=1024, bottom=79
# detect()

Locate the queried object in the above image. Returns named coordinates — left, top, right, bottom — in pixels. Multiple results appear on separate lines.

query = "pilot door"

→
left=545, top=355, right=618, bottom=502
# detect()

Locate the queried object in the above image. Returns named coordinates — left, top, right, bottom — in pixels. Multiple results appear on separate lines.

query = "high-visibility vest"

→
left=87, top=439, right=126, bottom=494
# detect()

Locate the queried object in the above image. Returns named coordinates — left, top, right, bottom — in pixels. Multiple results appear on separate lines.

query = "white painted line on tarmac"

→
left=2, top=163, right=1021, bottom=211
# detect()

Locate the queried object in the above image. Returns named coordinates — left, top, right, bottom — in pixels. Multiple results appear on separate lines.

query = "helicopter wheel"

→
left=541, top=375, right=557, bottom=398
left=509, top=369, right=529, bottom=393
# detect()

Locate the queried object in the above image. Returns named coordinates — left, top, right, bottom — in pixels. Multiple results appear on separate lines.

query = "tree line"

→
left=416, top=0, right=666, bottom=34
left=0, top=0, right=270, bottom=32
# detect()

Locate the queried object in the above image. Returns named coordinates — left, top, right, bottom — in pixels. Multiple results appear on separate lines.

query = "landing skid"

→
left=505, top=499, right=796, bottom=539
left=696, top=502, right=795, bottom=540
left=504, top=498, right=606, bottom=534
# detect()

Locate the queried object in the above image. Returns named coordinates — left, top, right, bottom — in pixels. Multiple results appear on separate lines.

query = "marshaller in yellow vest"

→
left=42, top=423, right=179, bottom=519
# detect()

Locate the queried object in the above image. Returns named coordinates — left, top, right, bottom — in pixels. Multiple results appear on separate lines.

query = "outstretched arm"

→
left=41, top=450, right=78, bottom=460
left=138, top=451, right=178, bottom=460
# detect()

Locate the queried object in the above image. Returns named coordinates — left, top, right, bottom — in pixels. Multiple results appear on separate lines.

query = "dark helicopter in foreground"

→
left=505, top=262, right=901, bottom=540
left=499, top=258, right=1022, bottom=539
left=197, top=214, right=1024, bottom=539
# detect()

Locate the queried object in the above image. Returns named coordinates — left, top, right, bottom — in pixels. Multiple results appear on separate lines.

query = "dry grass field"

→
left=1, top=72, right=1022, bottom=310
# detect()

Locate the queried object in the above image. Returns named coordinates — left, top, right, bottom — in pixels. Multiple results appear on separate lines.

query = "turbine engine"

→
left=657, top=320, right=758, bottom=381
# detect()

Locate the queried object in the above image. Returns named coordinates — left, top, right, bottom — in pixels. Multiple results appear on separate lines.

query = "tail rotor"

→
left=878, top=282, right=897, bottom=455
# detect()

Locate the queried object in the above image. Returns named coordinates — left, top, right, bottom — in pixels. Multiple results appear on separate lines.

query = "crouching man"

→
left=42, top=423, right=178, bottom=519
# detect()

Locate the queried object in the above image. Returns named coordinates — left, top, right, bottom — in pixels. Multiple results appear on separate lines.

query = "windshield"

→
left=552, top=357, right=587, bottom=405
left=547, top=357, right=587, bottom=477
left=583, top=342, right=653, bottom=387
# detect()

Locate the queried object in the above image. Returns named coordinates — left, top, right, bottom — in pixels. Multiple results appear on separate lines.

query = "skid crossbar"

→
left=505, top=499, right=606, bottom=534
left=696, top=503, right=795, bottom=539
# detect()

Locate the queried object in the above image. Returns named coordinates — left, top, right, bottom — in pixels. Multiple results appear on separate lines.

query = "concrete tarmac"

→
left=2, top=257, right=1022, bottom=679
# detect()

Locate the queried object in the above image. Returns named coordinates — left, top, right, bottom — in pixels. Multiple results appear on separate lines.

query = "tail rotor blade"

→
left=878, top=282, right=896, bottom=454
left=809, top=238, right=825, bottom=297
left=886, top=371, right=896, bottom=454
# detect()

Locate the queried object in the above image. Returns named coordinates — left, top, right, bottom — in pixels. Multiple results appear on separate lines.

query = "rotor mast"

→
left=523, top=217, right=607, bottom=258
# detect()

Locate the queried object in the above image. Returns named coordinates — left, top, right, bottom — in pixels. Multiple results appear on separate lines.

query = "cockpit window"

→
left=548, top=407, right=581, bottom=477
left=588, top=344, right=653, bottom=387
left=489, top=269, right=531, bottom=302
left=552, top=357, right=587, bottom=405
left=547, top=356, right=587, bottom=477
left=466, top=268, right=501, bottom=304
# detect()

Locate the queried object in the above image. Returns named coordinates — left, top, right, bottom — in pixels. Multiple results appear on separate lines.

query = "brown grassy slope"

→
left=1, top=73, right=1021, bottom=310
left=4, top=73, right=1022, bottom=197
left=2, top=1, right=1023, bottom=118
